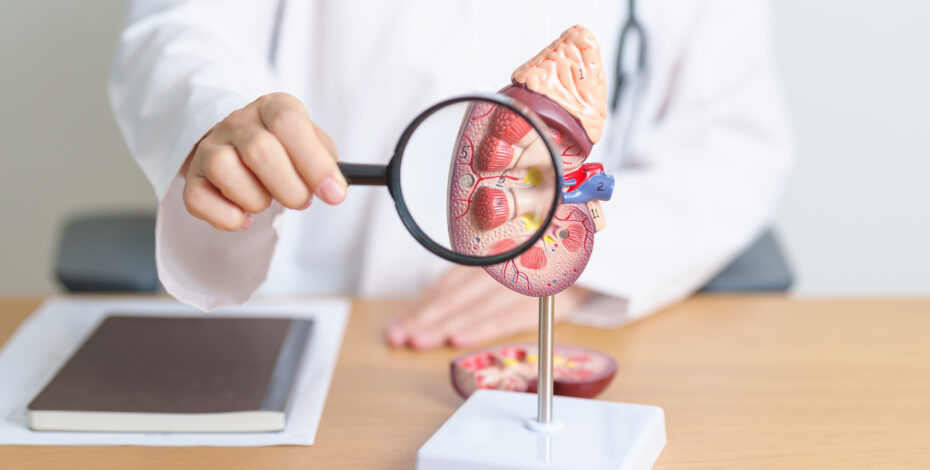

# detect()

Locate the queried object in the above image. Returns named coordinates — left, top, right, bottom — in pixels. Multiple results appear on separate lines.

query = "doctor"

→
left=109, top=1, right=793, bottom=350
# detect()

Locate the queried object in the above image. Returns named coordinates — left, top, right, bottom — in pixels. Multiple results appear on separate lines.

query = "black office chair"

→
left=700, top=231, right=793, bottom=292
left=55, top=214, right=792, bottom=293
left=55, top=213, right=159, bottom=292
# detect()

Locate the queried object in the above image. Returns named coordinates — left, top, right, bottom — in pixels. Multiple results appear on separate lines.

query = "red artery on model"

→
left=564, top=163, right=604, bottom=193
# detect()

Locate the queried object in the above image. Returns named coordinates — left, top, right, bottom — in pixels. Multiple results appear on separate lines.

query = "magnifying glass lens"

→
left=396, top=98, right=559, bottom=265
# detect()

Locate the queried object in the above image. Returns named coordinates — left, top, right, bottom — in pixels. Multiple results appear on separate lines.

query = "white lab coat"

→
left=109, top=0, right=793, bottom=325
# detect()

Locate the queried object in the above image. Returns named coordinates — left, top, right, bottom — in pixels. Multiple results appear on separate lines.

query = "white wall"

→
left=0, top=1, right=927, bottom=295
left=770, top=0, right=930, bottom=294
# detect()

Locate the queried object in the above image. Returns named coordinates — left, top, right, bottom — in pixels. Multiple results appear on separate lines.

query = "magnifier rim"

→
left=389, top=92, right=564, bottom=267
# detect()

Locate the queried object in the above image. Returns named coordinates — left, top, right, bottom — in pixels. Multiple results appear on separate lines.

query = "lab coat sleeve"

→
left=572, top=1, right=795, bottom=327
left=108, top=1, right=283, bottom=311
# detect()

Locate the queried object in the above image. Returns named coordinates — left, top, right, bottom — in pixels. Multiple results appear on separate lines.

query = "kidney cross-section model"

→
left=448, top=25, right=614, bottom=297
left=451, top=343, right=618, bottom=399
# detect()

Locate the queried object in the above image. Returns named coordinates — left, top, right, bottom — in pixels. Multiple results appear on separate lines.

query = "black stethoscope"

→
left=612, top=0, right=647, bottom=113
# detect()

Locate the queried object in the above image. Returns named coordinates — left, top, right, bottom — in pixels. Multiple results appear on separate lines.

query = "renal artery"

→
left=563, top=163, right=614, bottom=204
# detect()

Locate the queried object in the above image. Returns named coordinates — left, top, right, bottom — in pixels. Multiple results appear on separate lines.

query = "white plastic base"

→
left=416, top=390, right=666, bottom=470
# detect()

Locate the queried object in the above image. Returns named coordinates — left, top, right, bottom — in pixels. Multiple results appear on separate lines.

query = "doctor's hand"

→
left=179, top=92, right=347, bottom=231
left=384, top=266, right=594, bottom=350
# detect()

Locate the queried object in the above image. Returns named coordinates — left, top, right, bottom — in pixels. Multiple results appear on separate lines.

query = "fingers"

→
left=399, top=267, right=483, bottom=326
left=419, top=289, right=531, bottom=349
left=257, top=93, right=347, bottom=205
left=447, top=285, right=590, bottom=348
left=180, top=92, right=348, bottom=230
left=385, top=275, right=593, bottom=351
left=446, top=295, right=537, bottom=348
left=314, top=126, right=339, bottom=158
left=197, top=143, right=273, bottom=213
left=442, top=289, right=583, bottom=348
left=384, top=266, right=478, bottom=347
left=384, top=266, right=541, bottom=351
left=404, top=274, right=503, bottom=350
left=183, top=173, right=253, bottom=231
left=229, top=127, right=311, bottom=209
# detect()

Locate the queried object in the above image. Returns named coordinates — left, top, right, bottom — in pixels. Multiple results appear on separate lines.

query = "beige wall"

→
left=0, top=2, right=155, bottom=294
left=0, top=1, right=928, bottom=295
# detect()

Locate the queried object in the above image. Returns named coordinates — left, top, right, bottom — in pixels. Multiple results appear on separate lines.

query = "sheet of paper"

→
left=0, top=295, right=350, bottom=446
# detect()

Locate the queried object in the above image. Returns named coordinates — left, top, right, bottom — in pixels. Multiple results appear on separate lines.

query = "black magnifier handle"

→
left=337, top=162, right=389, bottom=186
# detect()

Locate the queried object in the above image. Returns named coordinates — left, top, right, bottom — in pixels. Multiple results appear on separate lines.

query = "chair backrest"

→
left=54, top=214, right=792, bottom=294
left=56, top=213, right=159, bottom=292
left=700, top=230, right=793, bottom=293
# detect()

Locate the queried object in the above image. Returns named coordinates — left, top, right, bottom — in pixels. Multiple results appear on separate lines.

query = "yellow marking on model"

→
left=524, top=167, right=543, bottom=186
left=522, top=213, right=541, bottom=231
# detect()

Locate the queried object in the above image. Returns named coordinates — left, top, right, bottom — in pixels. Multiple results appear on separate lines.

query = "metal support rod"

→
left=537, top=295, right=555, bottom=424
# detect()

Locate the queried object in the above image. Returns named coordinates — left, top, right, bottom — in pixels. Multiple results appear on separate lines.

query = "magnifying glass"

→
left=336, top=93, right=562, bottom=266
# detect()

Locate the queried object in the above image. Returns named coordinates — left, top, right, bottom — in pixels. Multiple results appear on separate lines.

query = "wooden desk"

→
left=1, top=296, right=929, bottom=469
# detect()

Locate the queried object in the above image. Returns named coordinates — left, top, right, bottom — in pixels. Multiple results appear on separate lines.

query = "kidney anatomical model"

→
left=446, top=26, right=618, bottom=399
left=448, top=25, right=614, bottom=297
